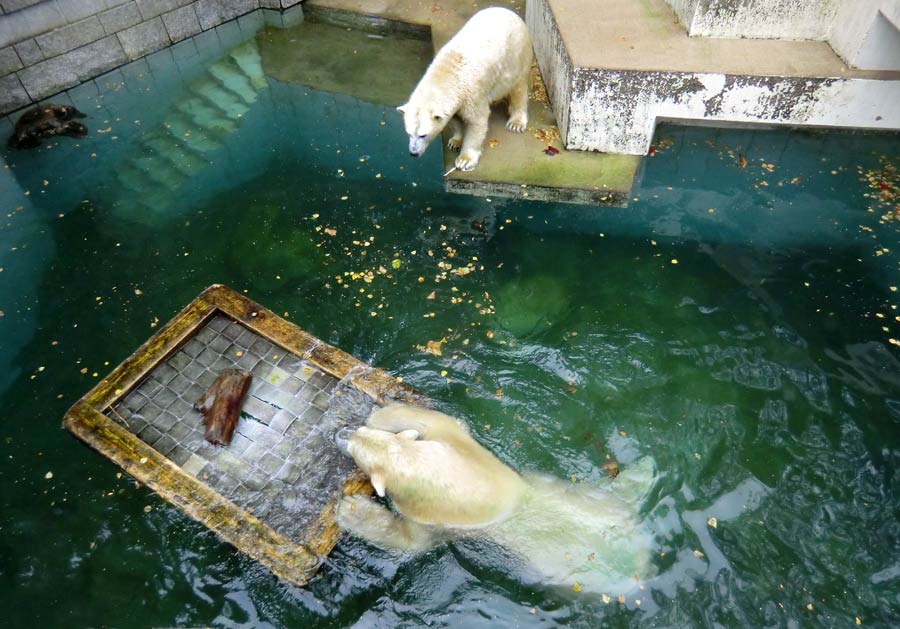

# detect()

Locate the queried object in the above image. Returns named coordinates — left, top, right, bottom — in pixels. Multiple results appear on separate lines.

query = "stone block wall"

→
left=0, top=0, right=303, bottom=115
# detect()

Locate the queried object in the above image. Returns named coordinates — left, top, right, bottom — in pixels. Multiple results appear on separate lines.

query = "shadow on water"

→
left=0, top=8, right=899, bottom=628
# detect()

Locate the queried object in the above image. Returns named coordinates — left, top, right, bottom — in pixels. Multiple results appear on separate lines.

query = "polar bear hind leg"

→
left=337, top=494, right=439, bottom=553
left=506, top=74, right=529, bottom=133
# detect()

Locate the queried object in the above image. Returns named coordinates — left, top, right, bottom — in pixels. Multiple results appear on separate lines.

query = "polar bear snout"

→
left=333, top=426, right=354, bottom=456
left=408, top=135, right=430, bottom=157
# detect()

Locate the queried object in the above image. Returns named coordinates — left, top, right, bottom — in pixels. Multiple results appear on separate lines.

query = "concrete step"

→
left=207, top=60, right=259, bottom=104
left=163, top=113, right=225, bottom=153
left=175, top=97, right=238, bottom=135
left=143, top=133, right=207, bottom=175
left=229, top=41, right=268, bottom=90
left=133, top=155, right=187, bottom=192
left=115, top=163, right=149, bottom=193
left=189, top=77, right=251, bottom=120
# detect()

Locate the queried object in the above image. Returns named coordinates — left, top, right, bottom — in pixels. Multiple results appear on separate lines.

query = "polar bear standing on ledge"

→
left=337, top=404, right=657, bottom=595
left=398, top=7, right=532, bottom=172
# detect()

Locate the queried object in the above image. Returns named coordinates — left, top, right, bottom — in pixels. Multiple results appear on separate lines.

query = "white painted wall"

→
left=830, top=0, right=900, bottom=70
left=567, top=70, right=900, bottom=155
left=685, top=0, right=839, bottom=40
left=664, top=0, right=900, bottom=71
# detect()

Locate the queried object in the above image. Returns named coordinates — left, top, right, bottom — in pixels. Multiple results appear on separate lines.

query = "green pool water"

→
left=1, top=11, right=899, bottom=628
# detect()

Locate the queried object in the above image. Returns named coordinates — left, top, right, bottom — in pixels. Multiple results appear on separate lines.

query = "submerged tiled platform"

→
left=65, top=285, right=418, bottom=586
left=109, top=314, right=374, bottom=541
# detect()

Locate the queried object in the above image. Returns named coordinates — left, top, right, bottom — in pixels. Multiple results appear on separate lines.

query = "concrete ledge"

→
left=530, top=0, right=900, bottom=155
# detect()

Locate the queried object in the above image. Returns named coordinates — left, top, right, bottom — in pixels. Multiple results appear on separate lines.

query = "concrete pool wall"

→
left=0, top=0, right=304, bottom=115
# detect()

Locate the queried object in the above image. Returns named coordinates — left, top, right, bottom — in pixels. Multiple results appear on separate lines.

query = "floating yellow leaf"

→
left=44, top=471, right=53, bottom=480
left=572, top=582, right=582, bottom=593
left=392, top=258, right=402, bottom=269
left=601, top=593, right=611, bottom=604
left=708, top=517, right=718, bottom=528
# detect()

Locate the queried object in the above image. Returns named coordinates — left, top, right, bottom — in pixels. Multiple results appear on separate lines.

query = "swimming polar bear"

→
left=397, top=7, right=532, bottom=172
left=336, top=404, right=657, bottom=595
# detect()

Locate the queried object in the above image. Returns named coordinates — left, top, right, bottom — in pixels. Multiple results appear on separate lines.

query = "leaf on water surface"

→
left=708, top=517, right=718, bottom=528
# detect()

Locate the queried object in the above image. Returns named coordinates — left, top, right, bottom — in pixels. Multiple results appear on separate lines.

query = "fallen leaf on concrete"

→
left=543, top=145, right=560, bottom=156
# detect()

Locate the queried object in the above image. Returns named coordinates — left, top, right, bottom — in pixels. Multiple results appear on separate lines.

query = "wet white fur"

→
left=398, top=7, right=532, bottom=171
left=337, top=404, right=657, bottom=595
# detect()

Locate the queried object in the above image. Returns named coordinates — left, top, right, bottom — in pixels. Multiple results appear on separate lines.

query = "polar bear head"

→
left=396, top=102, right=451, bottom=157
left=347, top=425, right=419, bottom=497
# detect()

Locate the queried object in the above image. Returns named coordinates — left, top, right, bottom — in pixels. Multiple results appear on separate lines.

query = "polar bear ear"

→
left=370, top=472, right=386, bottom=497
left=397, top=429, right=419, bottom=441
left=396, top=104, right=407, bottom=114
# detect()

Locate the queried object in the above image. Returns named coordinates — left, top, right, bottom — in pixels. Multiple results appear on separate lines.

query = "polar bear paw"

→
left=455, top=150, right=481, bottom=171
left=447, top=137, right=462, bottom=152
left=506, top=115, right=527, bottom=133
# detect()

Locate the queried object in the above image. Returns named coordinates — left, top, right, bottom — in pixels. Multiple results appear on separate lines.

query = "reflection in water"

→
left=0, top=8, right=898, bottom=629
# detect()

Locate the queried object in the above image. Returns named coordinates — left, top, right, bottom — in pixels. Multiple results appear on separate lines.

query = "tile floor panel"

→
left=107, top=314, right=374, bottom=542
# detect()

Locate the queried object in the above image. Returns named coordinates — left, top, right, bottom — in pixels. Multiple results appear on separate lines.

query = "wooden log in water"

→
left=194, top=368, right=251, bottom=446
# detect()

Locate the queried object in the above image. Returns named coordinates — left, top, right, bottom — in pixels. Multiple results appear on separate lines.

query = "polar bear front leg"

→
left=456, top=105, right=490, bottom=171
left=337, top=495, right=438, bottom=553
left=447, top=116, right=464, bottom=152
left=506, top=76, right=529, bottom=133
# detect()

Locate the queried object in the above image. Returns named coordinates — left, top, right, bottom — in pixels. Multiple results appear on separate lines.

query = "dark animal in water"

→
left=8, top=104, right=87, bottom=148
left=194, top=369, right=252, bottom=446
